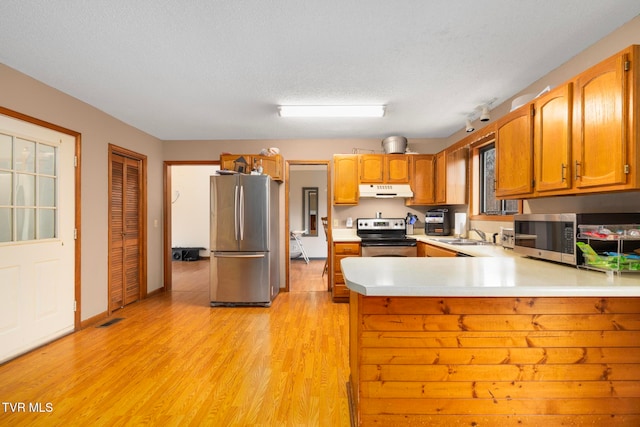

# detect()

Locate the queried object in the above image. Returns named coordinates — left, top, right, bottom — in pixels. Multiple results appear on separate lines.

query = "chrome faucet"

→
left=470, top=228, right=487, bottom=242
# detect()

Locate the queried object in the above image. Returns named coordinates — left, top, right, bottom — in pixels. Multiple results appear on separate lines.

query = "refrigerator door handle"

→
left=234, top=184, right=239, bottom=240
left=214, top=253, right=265, bottom=259
left=240, top=185, right=245, bottom=240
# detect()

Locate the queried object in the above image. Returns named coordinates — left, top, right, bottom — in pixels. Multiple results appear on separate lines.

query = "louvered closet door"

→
left=110, top=153, right=141, bottom=311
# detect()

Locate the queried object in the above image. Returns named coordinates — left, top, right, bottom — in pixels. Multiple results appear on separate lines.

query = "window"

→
left=470, top=138, right=521, bottom=219
left=0, top=132, right=58, bottom=242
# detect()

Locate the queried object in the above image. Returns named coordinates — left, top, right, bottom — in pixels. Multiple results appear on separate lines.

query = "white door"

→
left=0, top=114, right=76, bottom=363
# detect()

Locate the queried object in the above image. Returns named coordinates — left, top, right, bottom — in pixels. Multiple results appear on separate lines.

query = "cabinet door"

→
left=254, top=154, right=283, bottom=181
left=333, top=154, right=359, bottom=204
left=407, top=155, right=435, bottom=205
left=385, top=155, right=410, bottom=183
left=434, top=151, right=447, bottom=204
left=422, top=243, right=457, bottom=257
left=535, top=83, right=573, bottom=193
left=495, top=104, right=534, bottom=197
left=359, top=155, right=384, bottom=183
left=574, top=51, right=629, bottom=189
left=446, top=147, right=468, bottom=204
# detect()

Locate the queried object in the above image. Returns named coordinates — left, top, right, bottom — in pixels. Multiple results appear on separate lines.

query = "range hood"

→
left=359, top=184, right=413, bottom=198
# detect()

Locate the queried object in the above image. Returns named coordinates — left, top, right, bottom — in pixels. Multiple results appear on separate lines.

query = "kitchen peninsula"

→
left=342, top=256, right=640, bottom=426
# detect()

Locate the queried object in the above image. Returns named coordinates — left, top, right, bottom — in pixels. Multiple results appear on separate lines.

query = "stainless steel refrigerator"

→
left=210, top=174, right=279, bottom=306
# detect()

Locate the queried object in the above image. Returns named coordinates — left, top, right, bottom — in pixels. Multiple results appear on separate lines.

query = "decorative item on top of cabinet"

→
left=495, top=103, right=534, bottom=198
left=332, top=242, right=360, bottom=302
left=534, top=83, right=573, bottom=194
left=219, top=153, right=284, bottom=181
left=406, top=154, right=435, bottom=206
left=359, top=154, right=410, bottom=184
left=434, top=146, right=468, bottom=205
left=333, top=154, right=359, bottom=205
left=573, top=44, right=639, bottom=192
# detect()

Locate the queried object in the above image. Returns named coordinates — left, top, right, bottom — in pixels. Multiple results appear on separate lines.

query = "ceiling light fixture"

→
left=479, top=105, right=491, bottom=122
left=277, top=105, right=386, bottom=118
left=465, top=118, right=475, bottom=133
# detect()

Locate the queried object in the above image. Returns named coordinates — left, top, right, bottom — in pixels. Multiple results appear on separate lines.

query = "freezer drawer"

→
left=210, top=251, right=271, bottom=306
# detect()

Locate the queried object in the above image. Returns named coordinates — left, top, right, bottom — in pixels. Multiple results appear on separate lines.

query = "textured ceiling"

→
left=1, top=1, right=639, bottom=141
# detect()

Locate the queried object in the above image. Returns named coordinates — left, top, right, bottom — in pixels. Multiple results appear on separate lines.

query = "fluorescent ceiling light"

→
left=278, top=105, right=385, bottom=117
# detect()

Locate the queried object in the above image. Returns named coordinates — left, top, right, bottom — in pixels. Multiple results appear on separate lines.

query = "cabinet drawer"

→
left=423, top=243, right=457, bottom=257
left=332, top=283, right=350, bottom=298
left=334, top=243, right=360, bottom=255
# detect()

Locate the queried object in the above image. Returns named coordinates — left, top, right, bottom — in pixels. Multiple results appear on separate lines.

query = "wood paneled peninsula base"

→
left=341, top=257, right=640, bottom=426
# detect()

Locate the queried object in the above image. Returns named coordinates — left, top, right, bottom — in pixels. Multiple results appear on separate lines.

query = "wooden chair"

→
left=321, top=217, right=328, bottom=277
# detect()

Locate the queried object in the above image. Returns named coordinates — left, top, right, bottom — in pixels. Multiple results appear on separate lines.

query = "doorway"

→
left=163, top=161, right=219, bottom=291
left=108, top=144, right=147, bottom=313
left=285, top=161, right=331, bottom=292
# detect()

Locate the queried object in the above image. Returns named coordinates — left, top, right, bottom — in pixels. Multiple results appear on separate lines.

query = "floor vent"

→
left=97, top=318, right=124, bottom=328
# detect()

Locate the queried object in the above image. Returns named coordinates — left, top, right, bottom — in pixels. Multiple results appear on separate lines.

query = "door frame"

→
left=108, top=144, right=147, bottom=313
left=0, top=106, right=82, bottom=329
left=284, top=160, right=331, bottom=292
left=162, top=160, right=219, bottom=291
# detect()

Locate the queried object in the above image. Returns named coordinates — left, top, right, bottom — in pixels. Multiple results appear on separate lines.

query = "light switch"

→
left=333, top=219, right=339, bottom=227
left=153, top=219, right=158, bottom=228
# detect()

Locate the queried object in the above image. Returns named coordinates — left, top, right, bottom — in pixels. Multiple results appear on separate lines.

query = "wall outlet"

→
left=333, top=219, right=339, bottom=227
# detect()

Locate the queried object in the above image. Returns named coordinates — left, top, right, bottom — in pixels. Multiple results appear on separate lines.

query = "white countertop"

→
left=341, top=257, right=640, bottom=297
left=333, top=228, right=640, bottom=297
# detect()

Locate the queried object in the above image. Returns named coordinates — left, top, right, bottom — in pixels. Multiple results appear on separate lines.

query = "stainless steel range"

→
left=357, top=218, right=417, bottom=257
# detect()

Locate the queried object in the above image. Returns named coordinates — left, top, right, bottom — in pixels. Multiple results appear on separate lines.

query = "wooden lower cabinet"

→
left=349, top=293, right=640, bottom=426
left=332, top=242, right=360, bottom=302
left=418, top=241, right=457, bottom=257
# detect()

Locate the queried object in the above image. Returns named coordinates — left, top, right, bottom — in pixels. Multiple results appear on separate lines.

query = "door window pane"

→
left=16, top=174, right=35, bottom=206
left=38, top=176, right=55, bottom=207
left=15, top=138, right=35, bottom=172
left=0, top=171, right=11, bottom=205
left=38, top=209, right=55, bottom=239
left=0, top=208, right=11, bottom=242
left=16, top=208, right=35, bottom=241
left=0, top=133, right=11, bottom=169
left=38, top=143, right=56, bottom=176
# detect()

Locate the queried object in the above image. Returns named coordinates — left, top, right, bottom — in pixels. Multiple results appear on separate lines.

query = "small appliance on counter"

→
left=405, top=213, right=418, bottom=235
left=501, top=227, right=515, bottom=249
left=425, top=208, right=450, bottom=236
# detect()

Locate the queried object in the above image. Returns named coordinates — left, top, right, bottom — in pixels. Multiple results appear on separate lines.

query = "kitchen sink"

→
left=432, top=238, right=491, bottom=246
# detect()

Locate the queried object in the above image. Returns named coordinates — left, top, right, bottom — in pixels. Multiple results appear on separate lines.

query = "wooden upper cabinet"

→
left=333, top=154, right=359, bottom=205
left=445, top=147, right=468, bottom=205
left=406, top=154, right=435, bottom=205
left=573, top=47, right=634, bottom=190
left=254, top=155, right=282, bottom=181
left=385, top=155, right=410, bottom=183
left=433, top=147, right=467, bottom=205
left=534, top=83, right=573, bottom=193
left=359, top=155, right=384, bottom=183
left=434, top=151, right=447, bottom=204
left=495, top=104, right=534, bottom=198
left=359, top=154, right=409, bottom=183
left=219, top=154, right=284, bottom=181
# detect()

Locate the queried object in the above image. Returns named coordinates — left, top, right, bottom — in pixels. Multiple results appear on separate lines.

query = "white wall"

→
left=171, top=165, right=219, bottom=256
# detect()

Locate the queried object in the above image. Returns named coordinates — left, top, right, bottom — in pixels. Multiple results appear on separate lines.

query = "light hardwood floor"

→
left=0, top=258, right=350, bottom=426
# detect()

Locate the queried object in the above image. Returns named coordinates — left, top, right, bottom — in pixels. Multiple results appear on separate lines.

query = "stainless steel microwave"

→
left=513, top=213, right=640, bottom=265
